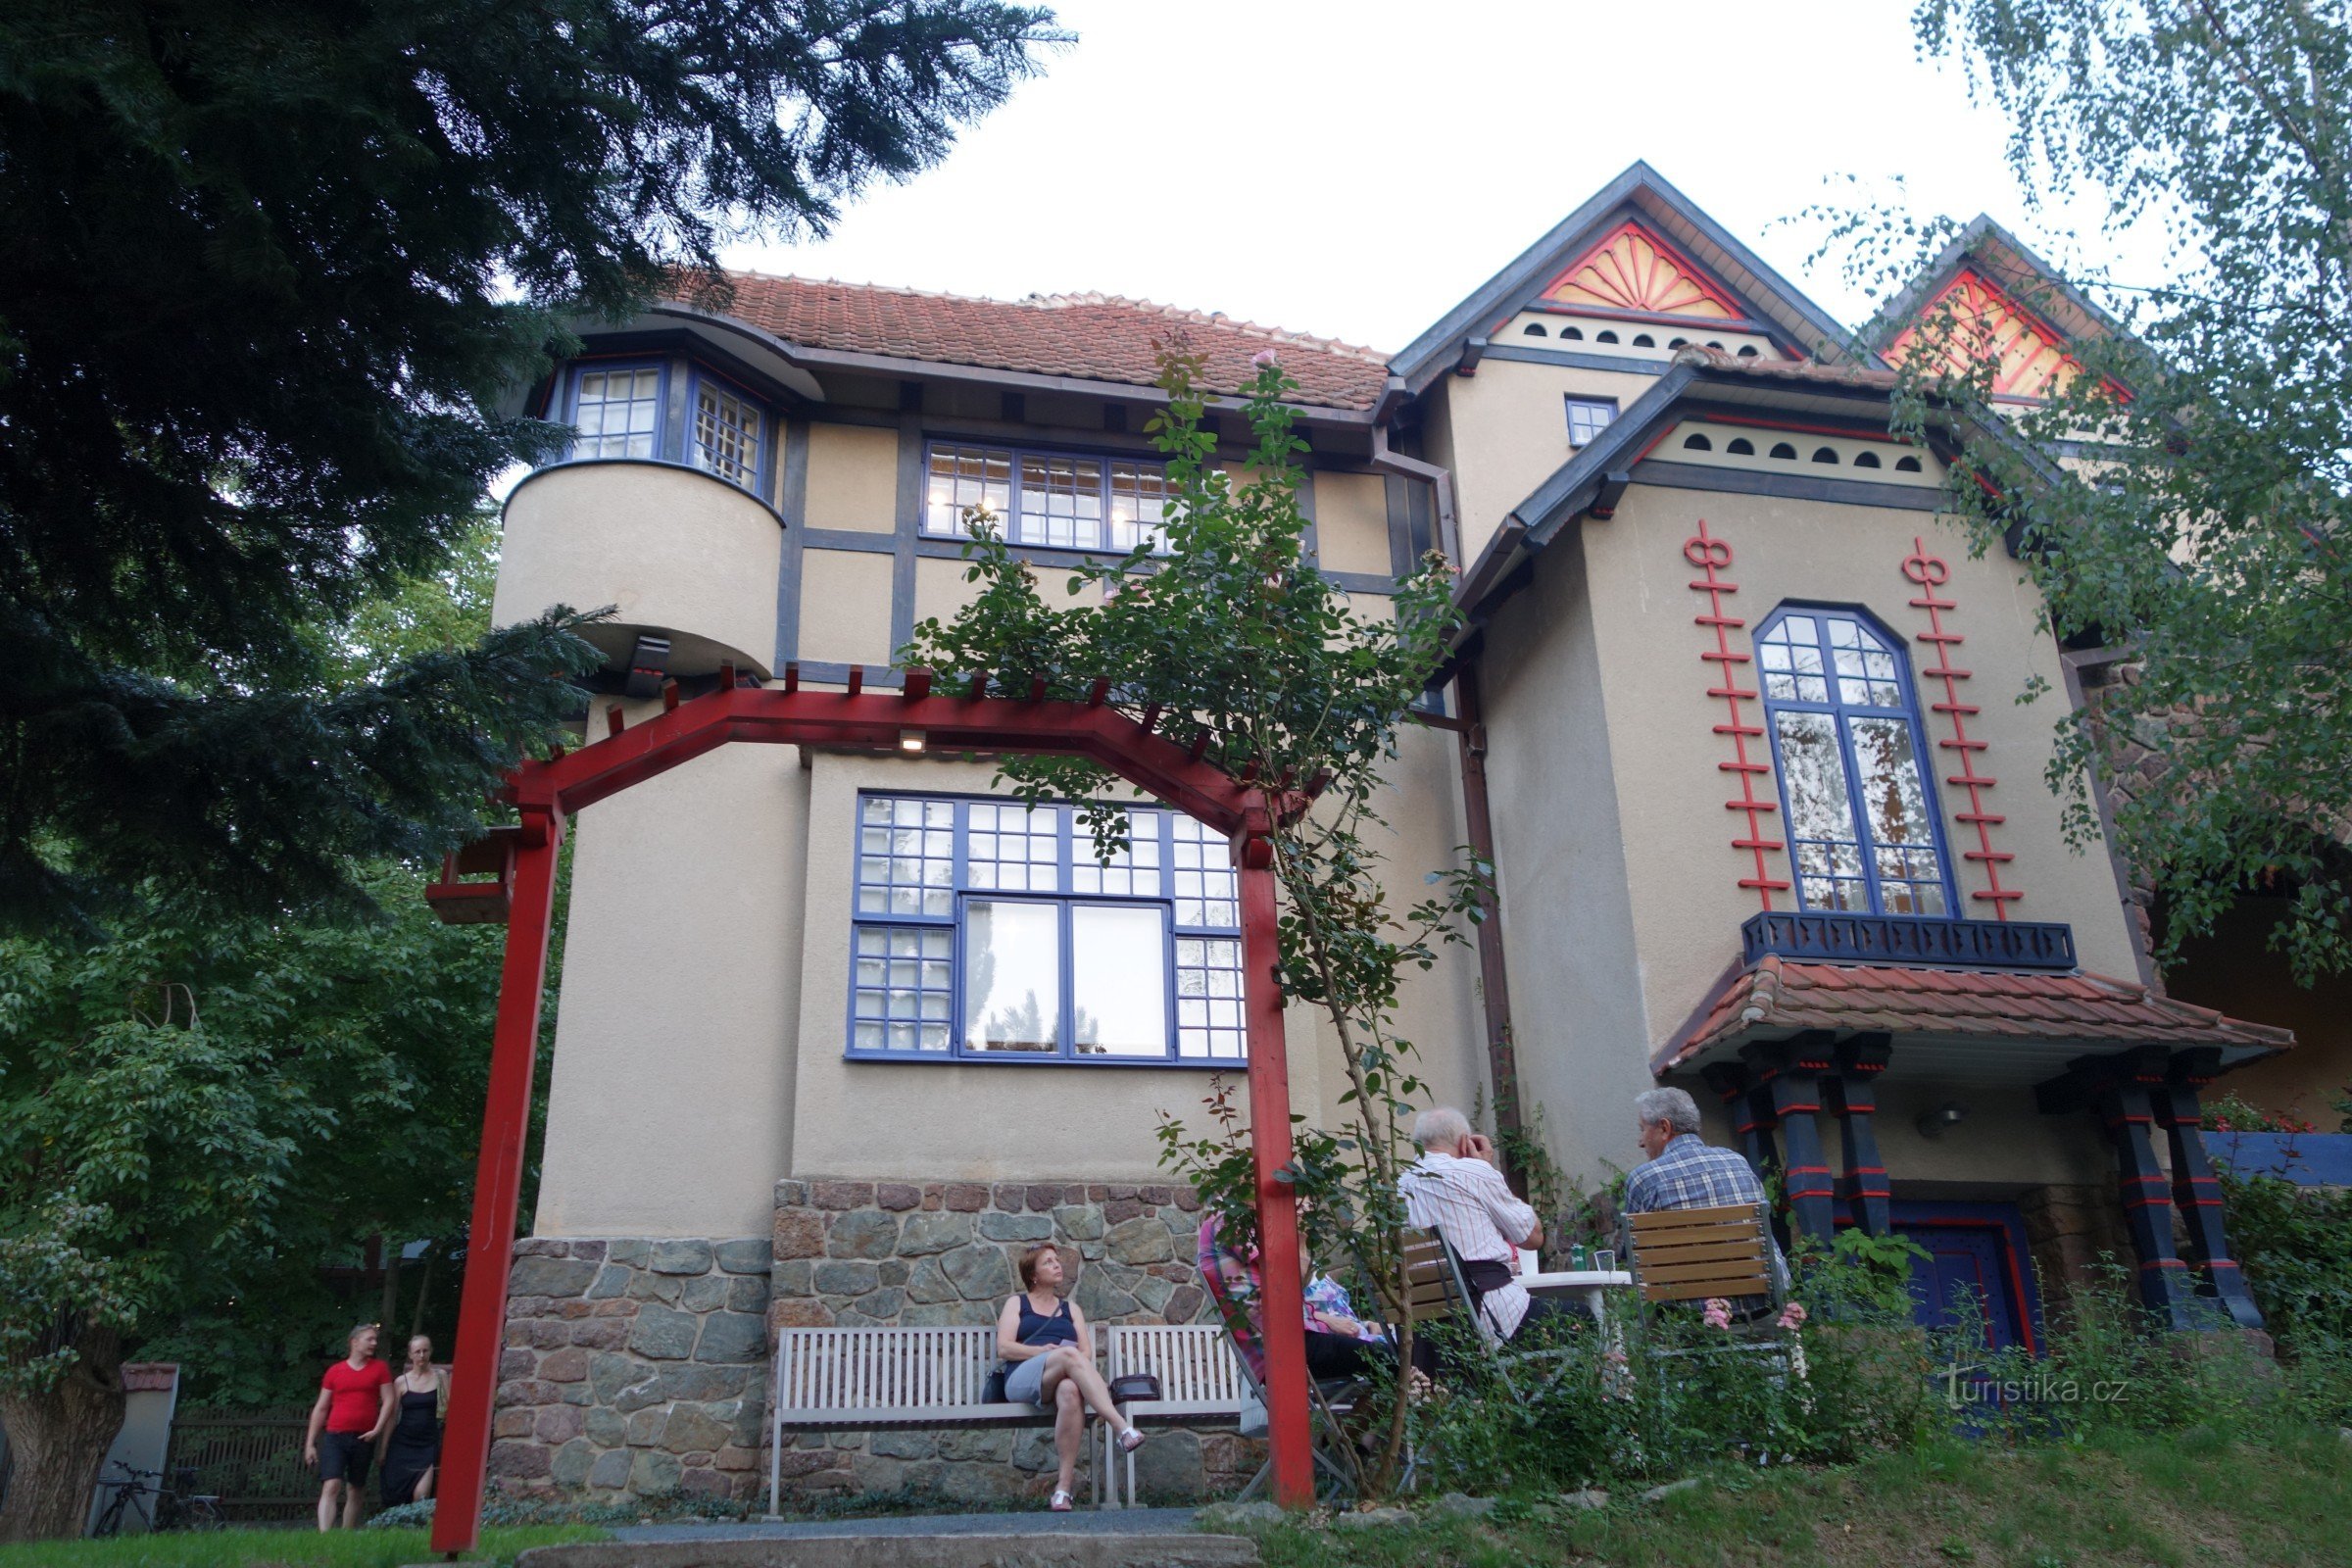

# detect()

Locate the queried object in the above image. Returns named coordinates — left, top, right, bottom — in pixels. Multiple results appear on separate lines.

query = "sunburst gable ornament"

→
left=1539, top=220, right=1741, bottom=319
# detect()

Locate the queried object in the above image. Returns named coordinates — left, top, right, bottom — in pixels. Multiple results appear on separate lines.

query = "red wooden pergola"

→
left=425, top=667, right=1314, bottom=1554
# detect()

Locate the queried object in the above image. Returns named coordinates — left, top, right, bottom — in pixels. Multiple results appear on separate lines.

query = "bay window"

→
left=924, top=443, right=1171, bottom=552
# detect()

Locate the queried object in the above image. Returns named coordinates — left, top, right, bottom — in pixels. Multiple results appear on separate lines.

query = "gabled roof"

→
left=691, top=274, right=1395, bottom=412
left=1864, top=214, right=2124, bottom=359
left=1652, top=953, right=2290, bottom=1084
left=1391, top=162, right=1864, bottom=395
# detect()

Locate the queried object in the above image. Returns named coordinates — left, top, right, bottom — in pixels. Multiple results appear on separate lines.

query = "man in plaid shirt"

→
left=1623, top=1086, right=1787, bottom=1298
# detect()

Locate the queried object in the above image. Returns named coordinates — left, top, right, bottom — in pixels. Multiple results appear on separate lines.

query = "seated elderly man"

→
left=1623, top=1086, right=1787, bottom=1301
left=1397, top=1106, right=1574, bottom=1343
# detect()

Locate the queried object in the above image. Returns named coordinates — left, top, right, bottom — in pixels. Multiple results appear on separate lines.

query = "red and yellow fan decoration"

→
left=1884, top=268, right=2079, bottom=400
left=1538, top=220, right=1742, bottom=319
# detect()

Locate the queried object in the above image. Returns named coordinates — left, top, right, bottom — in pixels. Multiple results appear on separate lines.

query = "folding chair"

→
left=1405, top=1227, right=1581, bottom=1398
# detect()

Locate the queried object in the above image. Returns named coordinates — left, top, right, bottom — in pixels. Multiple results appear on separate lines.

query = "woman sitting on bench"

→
left=997, top=1245, right=1145, bottom=1511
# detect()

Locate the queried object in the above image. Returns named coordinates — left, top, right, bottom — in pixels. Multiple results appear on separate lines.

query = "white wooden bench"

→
left=765, top=1323, right=1250, bottom=1514
left=1102, top=1323, right=1252, bottom=1508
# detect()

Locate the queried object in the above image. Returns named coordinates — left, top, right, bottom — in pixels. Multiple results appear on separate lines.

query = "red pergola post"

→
left=430, top=806, right=564, bottom=1554
left=426, top=677, right=1317, bottom=1552
left=1234, top=825, right=1314, bottom=1508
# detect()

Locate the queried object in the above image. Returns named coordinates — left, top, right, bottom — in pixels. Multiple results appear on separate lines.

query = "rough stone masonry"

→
left=492, top=1178, right=1263, bottom=1506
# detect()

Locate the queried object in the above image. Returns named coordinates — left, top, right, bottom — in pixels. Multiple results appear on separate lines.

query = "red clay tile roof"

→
left=1657, top=954, right=2294, bottom=1074
left=703, top=273, right=1394, bottom=412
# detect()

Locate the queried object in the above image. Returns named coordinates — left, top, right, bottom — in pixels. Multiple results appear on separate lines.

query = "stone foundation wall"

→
left=487, top=1178, right=1263, bottom=1508
left=2019, top=1182, right=2136, bottom=1320
left=768, top=1177, right=1261, bottom=1504
left=492, top=1237, right=774, bottom=1502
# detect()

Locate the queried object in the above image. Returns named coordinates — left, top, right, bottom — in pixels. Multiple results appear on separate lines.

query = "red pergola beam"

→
left=430, top=673, right=1313, bottom=1553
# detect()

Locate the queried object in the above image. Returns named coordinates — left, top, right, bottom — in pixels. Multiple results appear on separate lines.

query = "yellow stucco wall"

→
left=496, top=461, right=782, bottom=676
left=533, top=712, right=810, bottom=1238
left=799, top=549, right=897, bottom=667
left=803, top=422, right=902, bottom=532
left=1312, top=470, right=1393, bottom=577
left=1431, top=359, right=1662, bottom=565
left=1474, top=481, right=2145, bottom=1186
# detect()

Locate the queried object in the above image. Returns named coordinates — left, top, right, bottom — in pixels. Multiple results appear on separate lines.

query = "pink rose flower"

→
left=1250, top=349, right=1279, bottom=368
left=1776, top=1300, right=1809, bottom=1331
left=1701, top=1298, right=1733, bottom=1331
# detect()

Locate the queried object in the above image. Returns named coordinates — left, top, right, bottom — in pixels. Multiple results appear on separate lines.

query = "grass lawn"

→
left=1250, top=1426, right=2352, bottom=1568
left=0, top=1525, right=606, bottom=1568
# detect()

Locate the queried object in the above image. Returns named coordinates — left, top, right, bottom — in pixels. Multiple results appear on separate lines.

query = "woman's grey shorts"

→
left=1004, top=1348, right=1069, bottom=1405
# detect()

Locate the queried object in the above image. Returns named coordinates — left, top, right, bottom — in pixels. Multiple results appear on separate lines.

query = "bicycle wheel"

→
left=184, top=1496, right=226, bottom=1531
left=91, top=1489, right=133, bottom=1538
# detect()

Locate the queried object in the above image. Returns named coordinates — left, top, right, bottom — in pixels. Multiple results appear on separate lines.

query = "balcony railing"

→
left=1740, top=909, right=2078, bottom=972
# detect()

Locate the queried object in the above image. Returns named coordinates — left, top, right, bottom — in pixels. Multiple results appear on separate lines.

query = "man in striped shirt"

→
left=1397, top=1106, right=1572, bottom=1342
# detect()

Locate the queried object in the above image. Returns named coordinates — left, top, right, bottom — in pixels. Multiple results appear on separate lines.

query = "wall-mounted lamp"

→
left=899, top=729, right=927, bottom=754
left=1915, top=1102, right=1970, bottom=1139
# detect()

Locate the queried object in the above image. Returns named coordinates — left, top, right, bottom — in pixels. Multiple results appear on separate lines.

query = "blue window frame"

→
left=1565, top=397, right=1617, bottom=447
left=849, top=793, right=1246, bottom=1063
left=1755, top=607, right=1954, bottom=917
left=923, top=442, right=1171, bottom=552
left=687, top=367, right=768, bottom=495
left=566, top=361, right=666, bottom=460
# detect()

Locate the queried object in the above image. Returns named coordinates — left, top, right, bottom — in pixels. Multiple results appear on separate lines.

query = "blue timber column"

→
left=2090, top=1048, right=2199, bottom=1330
left=1825, top=1036, right=1893, bottom=1235
left=2154, top=1049, right=2265, bottom=1330
left=1742, top=1036, right=1838, bottom=1244
left=1700, top=1060, right=1779, bottom=1184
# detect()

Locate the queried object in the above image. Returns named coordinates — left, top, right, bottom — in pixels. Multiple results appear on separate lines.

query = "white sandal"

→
left=1050, top=1489, right=1074, bottom=1512
left=1117, top=1425, right=1148, bottom=1453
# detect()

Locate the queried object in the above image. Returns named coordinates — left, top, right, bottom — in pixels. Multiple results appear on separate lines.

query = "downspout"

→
left=1370, top=381, right=1526, bottom=1183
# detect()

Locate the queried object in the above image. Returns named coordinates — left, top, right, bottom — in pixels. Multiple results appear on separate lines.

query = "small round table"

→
left=1520, top=1268, right=1635, bottom=1327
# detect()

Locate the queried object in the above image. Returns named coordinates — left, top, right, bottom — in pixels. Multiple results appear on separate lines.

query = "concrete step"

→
left=514, top=1530, right=1257, bottom=1568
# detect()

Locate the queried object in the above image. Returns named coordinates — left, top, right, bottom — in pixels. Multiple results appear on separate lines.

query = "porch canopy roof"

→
left=1656, top=951, right=2294, bottom=1087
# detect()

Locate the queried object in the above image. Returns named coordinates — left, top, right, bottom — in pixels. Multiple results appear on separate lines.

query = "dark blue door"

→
left=1900, top=1226, right=2016, bottom=1350
left=1888, top=1200, right=2040, bottom=1355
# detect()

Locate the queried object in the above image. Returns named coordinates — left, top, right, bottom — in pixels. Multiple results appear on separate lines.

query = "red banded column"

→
left=2153, top=1050, right=2264, bottom=1330
left=1699, top=1061, right=1780, bottom=1186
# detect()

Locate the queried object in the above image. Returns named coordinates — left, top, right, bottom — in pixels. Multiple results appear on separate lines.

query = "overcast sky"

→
left=721, top=0, right=2154, bottom=355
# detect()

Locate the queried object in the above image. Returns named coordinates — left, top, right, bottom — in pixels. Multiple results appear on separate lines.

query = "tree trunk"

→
left=0, top=1324, right=125, bottom=1542
left=409, top=1244, right=437, bottom=1341
left=379, top=1240, right=403, bottom=1340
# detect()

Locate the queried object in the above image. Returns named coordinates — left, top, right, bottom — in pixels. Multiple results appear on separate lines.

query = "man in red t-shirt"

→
left=305, top=1323, right=395, bottom=1531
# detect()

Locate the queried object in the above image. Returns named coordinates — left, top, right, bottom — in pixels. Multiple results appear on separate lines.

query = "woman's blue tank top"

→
left=1016, top=1294, right=1076, bottom=1347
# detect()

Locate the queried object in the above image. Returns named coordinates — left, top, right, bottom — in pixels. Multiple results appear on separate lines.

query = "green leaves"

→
left=1838, top=1, right=2352, bottom=978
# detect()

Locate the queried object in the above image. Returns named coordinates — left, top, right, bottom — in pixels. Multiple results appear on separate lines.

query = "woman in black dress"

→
left=377, top=1335, right=446, bottom=1506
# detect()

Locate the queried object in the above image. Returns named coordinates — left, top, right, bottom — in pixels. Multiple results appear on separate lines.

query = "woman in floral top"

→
left=1198, top=1214, right=1396, bottom=1384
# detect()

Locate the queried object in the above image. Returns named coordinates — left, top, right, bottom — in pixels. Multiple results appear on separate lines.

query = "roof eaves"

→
left=1865, top=214, right=2128, bottom=354
left=775, top=340, right=1381, bottom=422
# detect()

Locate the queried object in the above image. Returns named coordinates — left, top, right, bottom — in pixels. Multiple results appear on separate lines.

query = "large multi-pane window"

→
left=924, top=443, right=1170, bottom=552
left=1756, top=608, right=1952, bottom=916
left=570, top=366, right=663, bottom=459
left=692, top=377, right=764, bottom=491
left=850, top=794, right=1244, bottom=1062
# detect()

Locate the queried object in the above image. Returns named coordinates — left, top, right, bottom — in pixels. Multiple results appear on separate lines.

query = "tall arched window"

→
left=1756, top=608, right=1953, bottom=916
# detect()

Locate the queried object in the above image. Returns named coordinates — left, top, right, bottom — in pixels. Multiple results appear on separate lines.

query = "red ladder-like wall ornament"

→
left=1901, top=539, right=2021, bottom=914
left=421, top=667, right=1319, bottom=1553
left=1686, top=521, right=1788, bottom=909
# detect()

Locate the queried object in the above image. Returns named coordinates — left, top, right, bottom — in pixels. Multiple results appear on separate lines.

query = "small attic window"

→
left=1683, top=432, right=1713, bottom=452
left=1769, top=442, right=1798, bottom=461
left=1632, top=333, right=1656, bottom=348
left=1737, top=345, right=1760, bottom=359
left=1811, top=447, right=1840, bottom=465
left=1523, top=321, right=1548, bottom=337
left=1706, top=340, right=1726, bottom=351
left=1595, top=329, right=1620, bottom=344
left=1560, top=325, right=1585, bottom=341
left=1727, top=437, right=1755, bottom=456
left=1668, top=337, right=1689, bottom=350
left=1853, top=450, right=1883, bottom=469
left=1895, top=455, right=1924, bottom=472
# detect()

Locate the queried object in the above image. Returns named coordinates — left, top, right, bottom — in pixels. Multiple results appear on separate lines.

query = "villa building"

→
left=476, top=164, right=2330, bottom=1504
